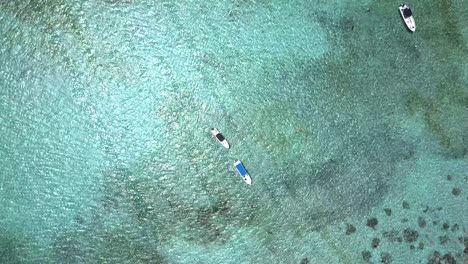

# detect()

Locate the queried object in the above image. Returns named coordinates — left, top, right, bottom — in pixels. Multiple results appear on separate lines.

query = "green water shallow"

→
left=1, top=0, right=467, bottom=263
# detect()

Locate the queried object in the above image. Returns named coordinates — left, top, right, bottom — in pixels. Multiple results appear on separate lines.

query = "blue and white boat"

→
left=234, top=160, right=252, bottom=185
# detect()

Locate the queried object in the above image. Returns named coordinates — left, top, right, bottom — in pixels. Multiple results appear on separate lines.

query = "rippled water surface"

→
left=1, top=0, right=467, bottom=263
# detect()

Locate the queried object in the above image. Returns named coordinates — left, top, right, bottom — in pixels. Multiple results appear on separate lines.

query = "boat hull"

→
left=234, top=160, right=252, bottom=185
left=399, top=5, right=416, bottom=32
left=211, top=128, right=230, bottom=148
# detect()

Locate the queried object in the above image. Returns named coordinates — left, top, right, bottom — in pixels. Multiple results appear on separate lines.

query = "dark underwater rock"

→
left=418, top=216, right=427, bottom=228
left=346, top=224, right=356, bottom=235
left=383, top=230, right=402, bottom=243
left=381, top=252, right=393, bottom=264
left=402, top=228, right=419, bottom=242
left=402, top=201, right=410, bottom=209
left=300, top=257, right=309, bottom=264
left=443, top=223, right=450, bottom=230
left=384, top=208, right=392, bottom=216
left=451, top=224, right=459, bottom=232
left=428, top=251, right=456, bottom=264
left=418, top=242, right=424, bottom=250
left=362, top=250, right=372, bottom=262
left=427, top=251, right=441, bottom=264
left=452, top=188, right=461, bottom=196
left=465, top=236, right=468, bottom=254
left=423, top=206, right=430, bottom=213
left=410, top=245, right=415, bottom=250
left=339, top=16, right=355, bottom=32
left=439, top=235, right=449, bottom=244
left=367, top=218, right=378, bottom=229
left=371, top=238, right=380, bottom=248
left=441, top=254, right=456, bottom=264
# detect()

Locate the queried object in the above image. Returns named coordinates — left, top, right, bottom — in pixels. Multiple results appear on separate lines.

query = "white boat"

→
left=210, top=128, right=230, bottom=148
left=399, top=4, right=416, bottom=32
left=234, top=160, right=252, bottom=185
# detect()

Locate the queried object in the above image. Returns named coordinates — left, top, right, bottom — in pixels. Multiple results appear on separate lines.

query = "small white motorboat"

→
left=234, top=160, right=252, bottom=185
left=399, top=4, right=416, bottom=32
left=210, top=128, right=230, bottom=148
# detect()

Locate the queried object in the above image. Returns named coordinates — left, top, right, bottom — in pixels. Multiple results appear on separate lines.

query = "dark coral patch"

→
left=384, top=208, right=392, bottom=216
left=465, top=236, right=468, bottom=254
left=402, top=228, right=419, bottom=243
left=423, top=205, right=441, bottom=213
left=371, top=238, right=380, bottom=248
left=452, top=187, right=461, bottom=196
left=362, top=250, right=372, bottom=262
left=441, top=254, right=456, bottom=264
left=300, top=257, right=309, bottom=264
left=439, top=235, right=449, bottom=244
left=345, top=224, right=356, bottom=235
left=428, top=251, right=456, bottom=264
left=451, top=224, right=459, bottom=232
left=367, top=218, right=378, bottom=229
left=418, top=242, right=424, bottom=250
left=402, top=201, right=410, bottom=209
left=428, top=251, right=440, bottom=264
left=418, top=216, right=426, bottom=228
left=442, top=223, right=450, bottom=230
left=381, top=252, right=392, bottom=264
left=383, top=230, right=402, bottom=243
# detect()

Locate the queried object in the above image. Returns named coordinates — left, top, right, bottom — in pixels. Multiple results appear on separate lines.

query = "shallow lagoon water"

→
left=0, top=0, right=467, bottom=263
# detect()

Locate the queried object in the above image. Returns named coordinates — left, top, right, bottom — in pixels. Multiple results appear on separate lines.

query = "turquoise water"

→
left=0, top=0, right=467, bottom=263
